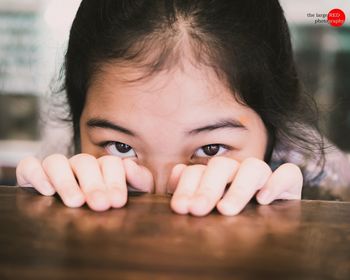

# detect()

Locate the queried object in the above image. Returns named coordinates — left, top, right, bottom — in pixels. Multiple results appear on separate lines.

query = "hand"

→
left=170, top=157, right=303, bottom=216
left=16, top=154, right=153, bottom=211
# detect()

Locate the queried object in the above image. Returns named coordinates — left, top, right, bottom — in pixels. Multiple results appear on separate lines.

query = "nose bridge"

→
left=154, top=168, right=172, bottom=195
left=142, top=157, right=179, bottom=194
left=138, top=130, right=186, bottom=194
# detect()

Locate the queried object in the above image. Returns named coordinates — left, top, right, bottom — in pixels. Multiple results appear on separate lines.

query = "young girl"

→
left=16, top=0, right=350, bottom=216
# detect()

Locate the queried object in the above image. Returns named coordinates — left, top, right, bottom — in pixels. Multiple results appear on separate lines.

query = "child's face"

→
left=80, top=62, right=268, bottom=193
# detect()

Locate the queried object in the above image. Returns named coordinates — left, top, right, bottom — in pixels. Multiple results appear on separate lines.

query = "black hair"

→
left=60, top=0, right=324, bottom=169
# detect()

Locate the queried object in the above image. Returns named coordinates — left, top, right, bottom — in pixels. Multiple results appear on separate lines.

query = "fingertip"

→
left=170, top=195, right=189, bottom=215
left=168, top=164, right=187, bottom=194
left=86, top=190, right=110, bottom=211
left=188, top=195, right=210, bottom=216
left=123, top=159, right=153, bottom=192
left=40, top=181, right=56, bottom=196
left=108, top=188, right=127, bottom=208
left=171, top=163, right=187, bottom=176
left=256, top=190, right=272, bottom=205
left=64, top=193, right=85, bottom=208
left=41, top=188, right=56, bottom=197
left=17, top=156, right=56, bottom=196
left=216, top=200, right=241, bottom=216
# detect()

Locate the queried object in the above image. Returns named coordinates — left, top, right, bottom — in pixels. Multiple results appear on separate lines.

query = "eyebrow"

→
left=186, top=118, right=247, bottom=135
left=87, top=117, right=247, bottom=137
left=87, top=118, right=137, bottom=136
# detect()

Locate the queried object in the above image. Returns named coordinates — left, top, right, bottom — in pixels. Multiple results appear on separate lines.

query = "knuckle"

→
left=281, top=163, right=302, bottom=174
left=99, top=155, right=122, bottom=165
left=18, top=156, right=42, bottom=176
left=19, top=156, right=37, bottom=166
left=242, top=157, right=260, bottom=166
left=70, top=153, right=96, bottom=164
left=208, top=156, right=236, bottom=166
left=281, top=163, right=303, bottom=189
left=17, top=156, right=38, bottom=172
left=242, top=157, right=271, bottom=172
left=185, top=164, right=206, bottom=174
left=42, top=154, right=67, bottom=167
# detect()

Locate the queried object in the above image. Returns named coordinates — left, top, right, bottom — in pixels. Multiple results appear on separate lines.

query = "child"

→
left=16, top=0, right=350, bottom=216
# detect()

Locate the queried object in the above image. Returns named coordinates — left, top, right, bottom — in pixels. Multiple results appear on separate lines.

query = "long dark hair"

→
left=60, top=0, right=324, bottom=168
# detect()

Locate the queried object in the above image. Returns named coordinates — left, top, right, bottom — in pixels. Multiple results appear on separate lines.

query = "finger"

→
left=189, top=157, right=239, bottom=216
left=167, top=163, right=187, bottom=194
left=170, top=164, right=206, bottom=215
left=123, top=158, right=154, bottom=192
left=42, top=154, right=85, bottom=208
left=256, top=163, right=303, bottom=205
left=217, top=157, right=272, bottom=216
left=16, top=156, right=55, bottom=196
left=70, top=153, right=110, bottom=211
left=98, top=155, right=128, bottom=208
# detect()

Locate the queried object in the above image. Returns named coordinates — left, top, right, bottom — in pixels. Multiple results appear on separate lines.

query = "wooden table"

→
left=0, top=186, right=349, bottom=280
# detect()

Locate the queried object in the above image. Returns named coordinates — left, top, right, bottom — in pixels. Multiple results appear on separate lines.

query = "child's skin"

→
left=16, top=60, right=303, bottom=216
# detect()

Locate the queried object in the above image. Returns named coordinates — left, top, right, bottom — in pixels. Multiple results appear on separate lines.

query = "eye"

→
left=105, top=141, right=136, bottom=158
left=193, top=144, right=230, bottom=158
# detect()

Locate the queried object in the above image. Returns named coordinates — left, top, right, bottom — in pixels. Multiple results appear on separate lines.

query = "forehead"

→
left=86, top=62, right=244, bottom=117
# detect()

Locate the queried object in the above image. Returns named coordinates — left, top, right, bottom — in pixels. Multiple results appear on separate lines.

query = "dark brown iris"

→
left=202, top=144, right=220, bottom=156
left=115, top=142, right=132, bottom=153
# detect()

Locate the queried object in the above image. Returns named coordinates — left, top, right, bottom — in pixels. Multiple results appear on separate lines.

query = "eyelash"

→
left=192, top=144, right=232, bottom=158
left=99, top=141, right=232, bottom=160
left=100, top=141, right=137, bottom=158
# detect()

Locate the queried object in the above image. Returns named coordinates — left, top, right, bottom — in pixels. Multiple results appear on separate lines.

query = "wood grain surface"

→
left=0, top=186, right=349, bottom=280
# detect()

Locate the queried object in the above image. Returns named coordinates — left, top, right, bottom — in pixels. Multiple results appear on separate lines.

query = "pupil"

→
left=203, top=144, right=219, bottom=156
left=115, top=142, right=131, bottom=153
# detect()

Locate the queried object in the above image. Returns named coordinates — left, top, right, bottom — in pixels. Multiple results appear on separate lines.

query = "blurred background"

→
left=0, top=0, right=349, bottom=185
